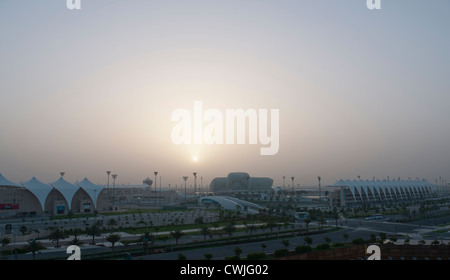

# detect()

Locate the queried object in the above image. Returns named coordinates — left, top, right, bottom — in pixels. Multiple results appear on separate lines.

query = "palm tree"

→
left=234, top=247, right=242, bottom=259
left=343, top=233, right=349, bottom=243
left=304, top=237, right=313, bottom=246
left=72, top=228, right=82, bottom=239
left=266, top=220, right=277, bottom=234
left=49, top=228, right=67, bottom=248
left=107, top=218, right=118, bottom=232
left=223, top=224, right=236, bottom=241
left=332, top=211, right=340, bottom=227
left=246, top=224, right=257, bottom=237
left=170, top=229, right=184, bottom=245
left=19, top=225, right=28, bottom=236
left=261, top=243, right=267, bottom=253
left=86, top=224, right=102, bottom=245
left=106, top=233, right=121, bottom=257
left=25, top=238, right=43, bottom=260
left=0, top=237, right=11, bottom=257
left=142, top=232, right=154, bottom=254
left=200, top=226, right=211, bottom=241
left=281, top=239, right=290, bottom=249
left=303, top=218, right=311, bottom=234
left=68, top=237, right=84, bottom=246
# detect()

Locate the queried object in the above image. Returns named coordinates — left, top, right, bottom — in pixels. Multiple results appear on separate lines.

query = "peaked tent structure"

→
left=77, top=178, right=105, bottom=209
left=0, top=173, right=21, bottom=187
left=22, top=177, right=54, bottom=211
left=50, top=177, right=80, bottom=211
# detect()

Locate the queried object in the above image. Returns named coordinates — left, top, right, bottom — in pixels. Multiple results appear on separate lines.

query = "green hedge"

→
left=274, top=248, right=289, bottom=257
left=247, top=252, right=266, bottom=260
left=295, top=245, right=311, bottom=254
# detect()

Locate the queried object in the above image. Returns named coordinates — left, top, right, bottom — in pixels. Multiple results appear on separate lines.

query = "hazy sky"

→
left=0, top=1, right=449, bottom=187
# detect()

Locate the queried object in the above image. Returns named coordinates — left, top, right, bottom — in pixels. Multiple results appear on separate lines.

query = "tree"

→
left=107, top=218, right=118, bottom=232
left=106, top=233, right=122, bottom=256
left=0, top=237, right=11, bottom=256
left=86, top=224, right=102, bottom=245
left=246, top=224, right=257, bottom=236
left=261, top=243, right=267, bottom=253
left=200, top=226, right=211, bottom=241
left=266, top=220, right=277, bottom=234
left=49, top=228, right=67, bottom=248
left=19, top=225, right=28, bottom=236
left=343, top=233, right=349, bottom=243
left=170, top=229, right=185, bottom=245
left=281, top=239, right=290, bottom=249
left=25, top=238, right=43, bottom=260
left=378, top=232, right=387, bottom=244
left=304, top=237, right=313, bottom=246
left=142, top=232, right=154, bottom=254
left=223, top=224, right=236, bottom=241
left=71, top=228, right=82, bottom=239
left=323, top=236, right=331, bottom=244
left=332, top=211, right=340, bottom=227
left=303, top=218, right=311, bottom=234
left=234, top=247, right=242, bottom=259
left=204, top=253, right=213, bottom=260
left=68, top=237, right=83, bottom=246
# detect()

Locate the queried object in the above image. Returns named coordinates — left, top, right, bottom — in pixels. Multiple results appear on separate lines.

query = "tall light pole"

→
left=291, top=177, right=295, bottom=194
left=154, top=171, right=158, bottom=204
left=318, top=176, right=321, bottom=200
left=183, top=176, right=188, bottom=202
left=193, top=172, right=197, bottom=197
left=106, top=171, right=111, bottom=187
left=283, top=176, right=286, bottom=191
left=112, top=174, right=117, bottom=209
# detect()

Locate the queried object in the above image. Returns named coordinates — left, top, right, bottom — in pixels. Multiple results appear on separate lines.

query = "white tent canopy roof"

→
left=50, top=177, right=80, bottom=207
left=22, top=177, right=54, bottom=210
left=76, top=178, right=105, bottom=208
left=0, top=173, right=21, bottom=187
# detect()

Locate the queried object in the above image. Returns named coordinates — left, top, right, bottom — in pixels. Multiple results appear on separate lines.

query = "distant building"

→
left=329, top=179, right=438, bottom=207
left=210, top=172, right=273, bottom=194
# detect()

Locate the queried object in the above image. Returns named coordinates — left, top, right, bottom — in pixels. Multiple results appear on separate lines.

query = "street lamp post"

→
left=291, top=177, right=295, bottom=194
left=193, top=172, right=197, bottom=197
left=154, top=172, right=158, bottom=204
left=318, top=176, right=321, bottom=200
left=183, top=176, right=188, bottom=202
left=112, top=174, right=117, bottom=210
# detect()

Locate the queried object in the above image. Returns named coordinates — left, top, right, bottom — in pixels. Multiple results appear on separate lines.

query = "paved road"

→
left=4, top=216, right=450, bottom=260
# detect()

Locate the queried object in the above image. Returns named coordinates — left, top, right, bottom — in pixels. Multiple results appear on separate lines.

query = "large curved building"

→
left=198, top=196, right=263, bottom=214
left=210, top=172, right=273, bottom=194
left=329, top=179, right=438, bottom=207
left=0, top=173, right=157, bottom=218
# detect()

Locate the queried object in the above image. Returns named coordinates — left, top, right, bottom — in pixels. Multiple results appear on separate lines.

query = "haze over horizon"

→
left=1, top=1, right=449, bottom=187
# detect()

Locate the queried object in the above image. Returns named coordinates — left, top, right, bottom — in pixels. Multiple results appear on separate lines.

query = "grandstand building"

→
left=329, top=179, right=438, bottom=207
left=0, top=172, right=176, bottom=218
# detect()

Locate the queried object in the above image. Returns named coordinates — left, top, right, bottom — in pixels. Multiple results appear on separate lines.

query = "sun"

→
left=193, top=156, right=198, bottom=162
